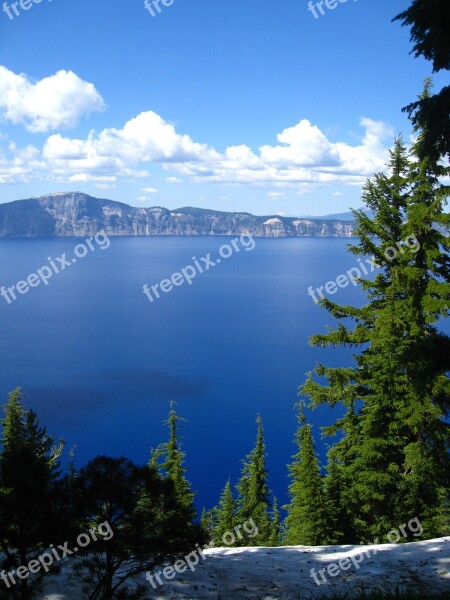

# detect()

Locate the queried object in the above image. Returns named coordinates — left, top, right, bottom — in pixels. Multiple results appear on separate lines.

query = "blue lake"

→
left=0, top=235, right=417, bottom=510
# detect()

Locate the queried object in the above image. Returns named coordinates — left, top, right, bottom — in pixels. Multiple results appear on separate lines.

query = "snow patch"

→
left=263, top=218, right=282, bottom=225
left=39, top=537, right=450, bottom=599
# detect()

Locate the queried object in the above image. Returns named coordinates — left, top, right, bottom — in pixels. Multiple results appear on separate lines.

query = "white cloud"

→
left=67, top=174, right=116, bottom=184
left=260, top=120, right=339, bottom=167
left=94, top=183, right=116, bottom=190
left=167, top=117, right=394, bottom=187
left=0, top=66, right=105, bottom=133
left=1, top=88, right=395, bottom=193
left=0, top=141, right=45, bottom=184
left=39, top=110, right=218, bottom=183
left=93, top=111, right=217, bottom=163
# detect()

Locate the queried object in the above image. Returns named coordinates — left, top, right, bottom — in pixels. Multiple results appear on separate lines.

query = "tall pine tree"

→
left=0, top=389, right=66, bottom=600
left=394, top=0, right=450, bottom=160
left=213, top=479, right=236, bottom=545
left=236, top=415, right=272, bottom=545
left=150, top=402, right=195, bottom=516
left=269, top=497, right=282, bottom=547
left=302, top=120, right=449, bottom=541
left=283, top=403, right=331, bottom=545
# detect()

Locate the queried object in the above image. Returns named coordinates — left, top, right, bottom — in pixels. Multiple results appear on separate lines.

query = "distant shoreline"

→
left=0, top=192, right=356, bottom=239
left=0, top=234, right=358, bottom=239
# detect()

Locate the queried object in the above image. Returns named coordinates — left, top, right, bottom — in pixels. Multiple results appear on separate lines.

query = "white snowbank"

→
left=40, top=536, right=450, bottom=599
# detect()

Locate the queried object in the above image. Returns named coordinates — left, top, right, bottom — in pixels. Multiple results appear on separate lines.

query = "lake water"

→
left=0, top=236, right=398, bottom=510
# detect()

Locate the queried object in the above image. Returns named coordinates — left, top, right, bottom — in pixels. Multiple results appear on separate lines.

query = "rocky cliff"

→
left=0, top=192, right=355, bottom=237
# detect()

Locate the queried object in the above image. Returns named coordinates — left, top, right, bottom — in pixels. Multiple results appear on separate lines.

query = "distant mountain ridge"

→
left=0, top=192, right=356, bottom=238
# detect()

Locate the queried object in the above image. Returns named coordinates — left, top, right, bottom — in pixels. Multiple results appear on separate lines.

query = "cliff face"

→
left=0, top=192, right=355, bottom=237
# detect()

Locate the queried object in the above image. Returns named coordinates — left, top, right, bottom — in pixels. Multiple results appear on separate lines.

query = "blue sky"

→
left=0, top=0, right=447, bottom=215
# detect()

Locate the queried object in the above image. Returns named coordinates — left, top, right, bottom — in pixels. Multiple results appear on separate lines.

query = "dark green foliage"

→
left=269, top=497, right=282, bottom=546
left=200, top=507, right=216, bottom=543
left=0, top=388, right=66, bottom=600
left=300, top=126, right=450, bottom=542
left=322, top=452, right=354, bottom=543
left=236, top=415, right=273, bottom=545
left=402, top=85, right=450, bottom=162
left=213, top=479, right=236, bottom=545
left=150, top=402, right=196, bottom=516
left=394, top=1, right=450, bottom=159
left=211, top=417, right=282, bottom=547
left=394, top=0, right=450, bottom=72
left=0, top=392, right=206, bottom=600
left=283, top=403, right=332, bottom=545
left=73, top=455, right=206, bottom=600
left=207, top=416, right=276, bottom=548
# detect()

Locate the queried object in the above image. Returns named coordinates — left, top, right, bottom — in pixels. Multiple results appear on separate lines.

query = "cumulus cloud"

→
left=0, top=66, right=105, bottom=132
left=161, top=117, right=394, bottom=189
left=172, top=117, right=394, bottom=186
left=39, top=110, right=219, bottom=183
left=0, top=141, right=45, bottom=184
left=1, top=90, right=395, bottom=191
left=260, top=120, right=339, bottom=167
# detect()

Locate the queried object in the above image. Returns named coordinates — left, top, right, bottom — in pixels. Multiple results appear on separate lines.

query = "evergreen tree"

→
left=150, top=402, right=195, bottom=516
left=236, top=416, right=272, bottom=545
left=302, top=126, right=450, bottom=541
left=392, top=89, right=450, bottom=534
left=200, top=507, right=216, bottom=543
left=269, top=497, right=282, bottom=547
left=0, top=389, right=66, bottom=600
left=74, top=456, right=206, bottom=600
left=1, top=388, right=25, bottom=449
left=213, top=479, right=236, bottom=545
left=283, top=403, right=331, bottom=545
left=322, top=451, right=353, bottom=543
left=394, top=0, right=450, bottom=159
left=235, top=458, right=251, bottom=521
